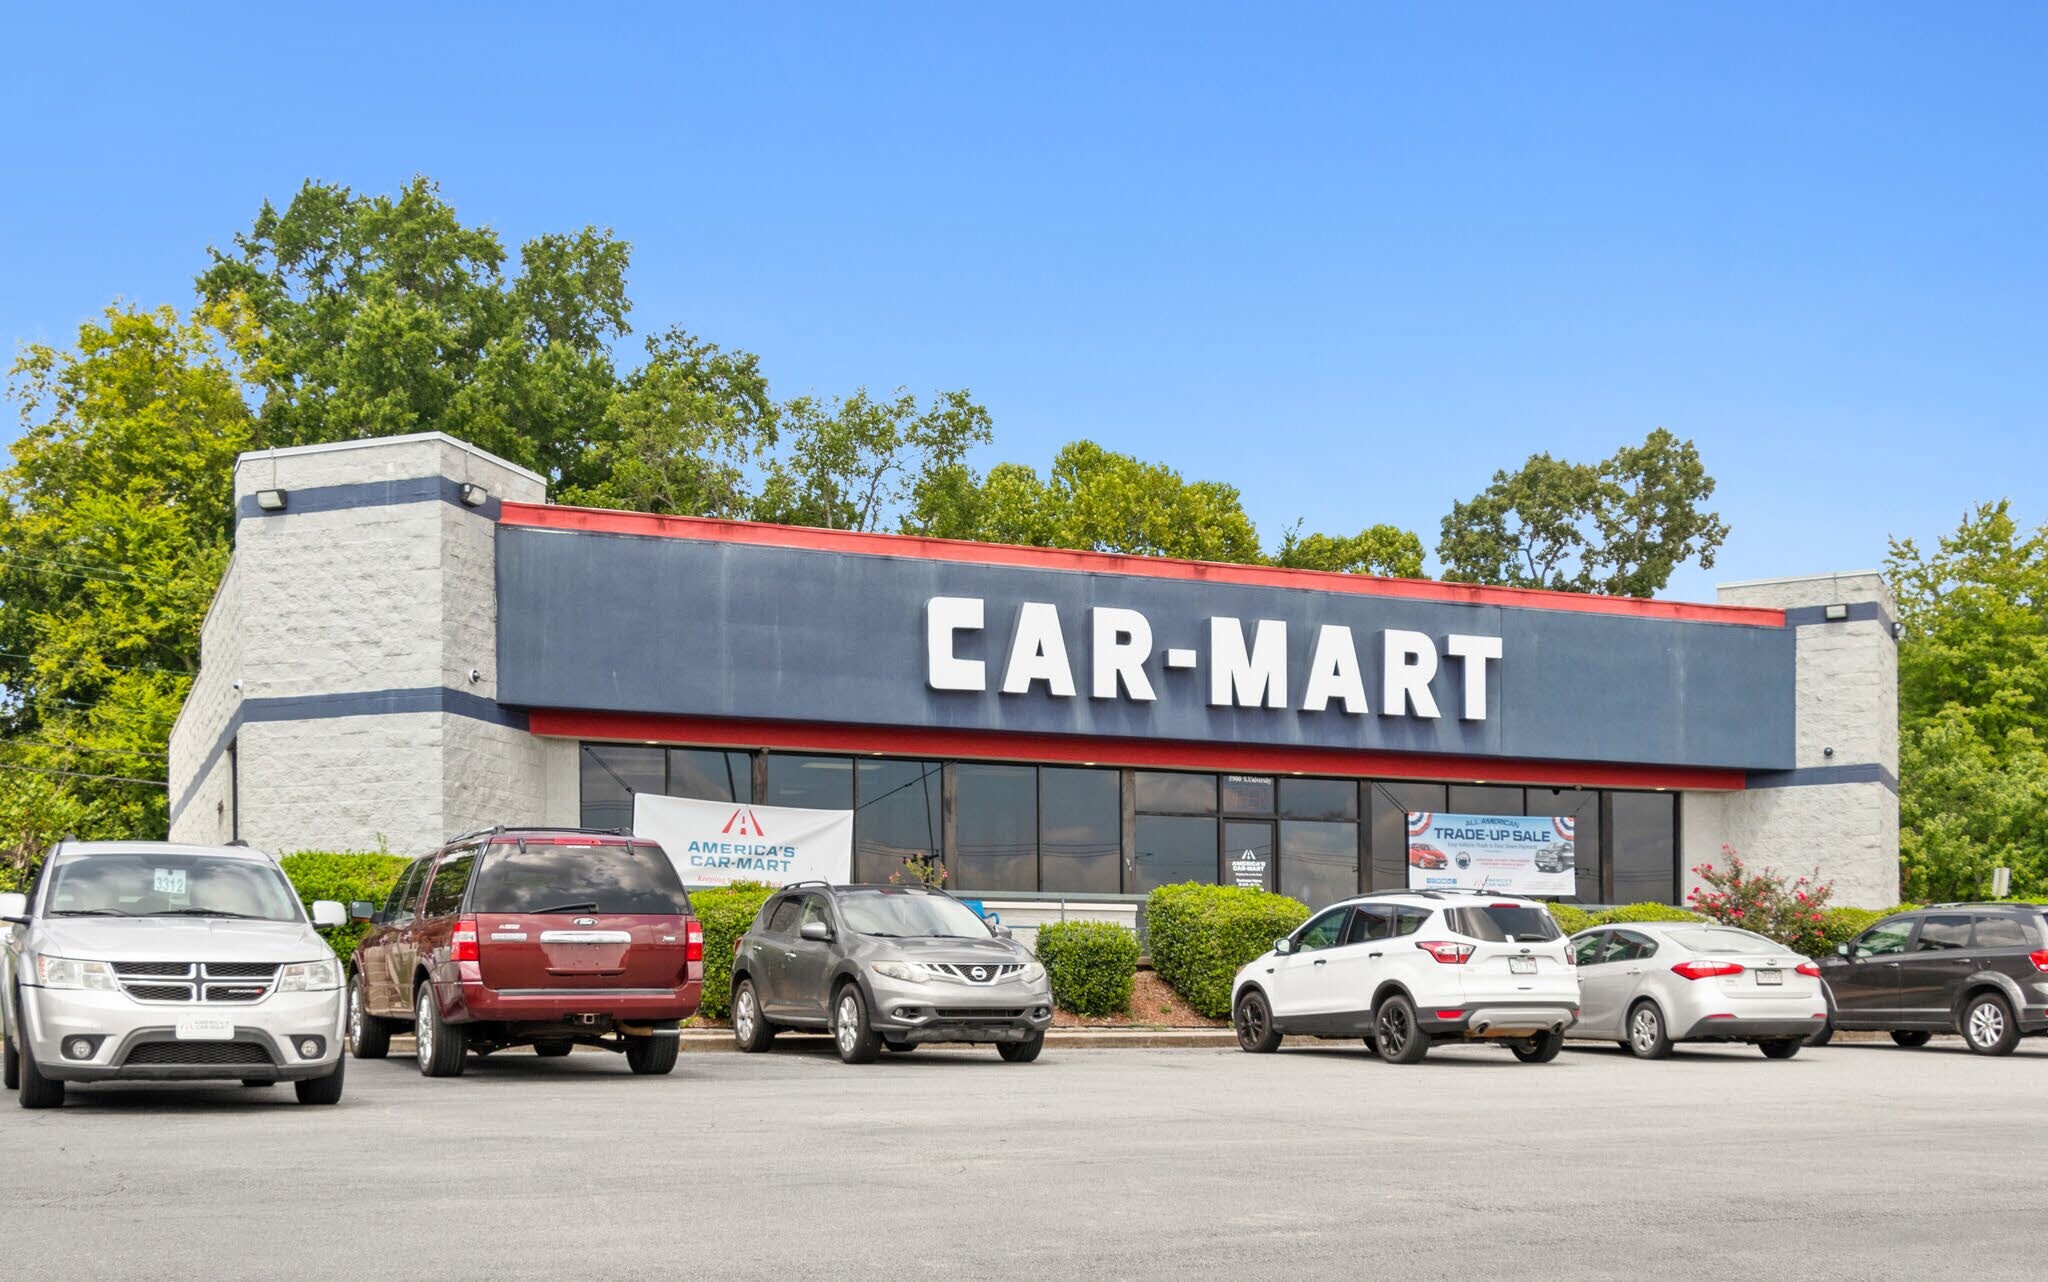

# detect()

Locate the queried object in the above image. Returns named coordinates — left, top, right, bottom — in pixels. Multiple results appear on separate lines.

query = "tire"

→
left=414, top=982, right=466, bottom=1077
left=997, top=1032, right=1044, bottom=1063
left=347, top=971, right=392, bottom=1060
left=732, top=980, right=776, bottom=1053
left=1890, top=1029, right=1933, bottom=1049
left=2, top=1025, right=18, bottom=1092
left=1512, top=1029, right=1566, bottom=1063
left=883, top=1038, right=918, bottom=1053
left=532, top=1040, right=574, bottom=1058
left=1962, top=992, right=2020, bottom=1057
left=1626, top=1000, right=1674, bottom=1060
left=831, top=984, right=881, bottom=1065
left=1759, top=1038, right=1802, bottom=1060
left=294, top=1056, right=346, bottom=1105
left=1373, top=994, right=1430, bottom=1064
left=624, top=1032, right=680, bottom=1075
left=17, top=1033, right=63, bottom=1109
left=1233, top=989, right=1282, bottom=1053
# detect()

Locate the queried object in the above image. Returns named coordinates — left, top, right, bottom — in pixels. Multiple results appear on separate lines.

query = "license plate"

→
left=1509, top=957, right=1536, bottom=975
left=174, top=1016, right=235, bottom=1041
left=1755, top=969, right=1783, bottom=986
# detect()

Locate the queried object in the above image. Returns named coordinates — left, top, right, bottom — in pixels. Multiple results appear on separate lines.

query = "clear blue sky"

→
left=3, top=4, right=2042, bottom=601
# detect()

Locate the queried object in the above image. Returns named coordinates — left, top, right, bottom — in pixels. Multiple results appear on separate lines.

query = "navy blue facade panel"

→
left=495, top=527, right=1797, bottom=771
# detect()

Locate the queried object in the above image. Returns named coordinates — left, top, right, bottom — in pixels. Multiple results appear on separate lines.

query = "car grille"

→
left=934, top=1008, right=1026, bottom=1019
left=922, top=963, right=1024, bottom=985
left=111, top=962, right=281, bottom=1004
left=123, top=1041, right=274, bottom=1067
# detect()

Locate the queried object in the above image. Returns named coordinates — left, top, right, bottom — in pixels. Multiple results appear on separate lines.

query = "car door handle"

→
left=784, top=951, right=797, bottom=960
left=1313, top=958, right=1327, bottom=966
left=1368, top=952, right=1382, bottom=959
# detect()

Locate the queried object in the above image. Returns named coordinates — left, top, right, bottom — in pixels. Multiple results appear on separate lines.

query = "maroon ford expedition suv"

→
left=344, top=827, right=703, bottom=1076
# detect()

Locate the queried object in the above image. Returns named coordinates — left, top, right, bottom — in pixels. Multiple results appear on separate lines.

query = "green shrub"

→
left=1588, top=903, right=1702, bottom=927
left=1815, top=906, right=1885, bottom=955
left=278, top=850, right=411, bottom=965
left=1146, top=883, right=1309, bottom=1019
left=1546, top=903, right=1596, bottom=935
left=1034, top=920, right=1140, bottom=1017
left=693, top=881, right=776, bottom=1020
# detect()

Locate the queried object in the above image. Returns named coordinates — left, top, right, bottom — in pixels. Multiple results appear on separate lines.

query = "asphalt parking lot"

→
left=6, top=1036, right=2044, bottom=1281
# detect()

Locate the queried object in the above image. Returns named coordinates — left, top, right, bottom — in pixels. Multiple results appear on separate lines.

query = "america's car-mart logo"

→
left=722, top=808, right=768, bottom=837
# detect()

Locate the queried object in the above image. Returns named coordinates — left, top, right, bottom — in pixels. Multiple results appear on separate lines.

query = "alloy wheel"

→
left=735, top=989, right=757, bottom=1044
left=1377, top=1004, right=1411, bottom=1056
left=1969, top=1001, right=2006, bottom=1048
left=836, top=994, right=859, bottom=1057
left=348, top=980, right=364, bottom=1050
left=416, top=990, right=434, bottom=1068
left=1237, top=996, right=1267, bottom=1047
left=1631, top=1008, right=1660, bottom=1055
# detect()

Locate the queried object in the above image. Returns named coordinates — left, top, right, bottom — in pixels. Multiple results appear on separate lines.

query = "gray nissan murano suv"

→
left=730, top=883, right=1054, bottom=1063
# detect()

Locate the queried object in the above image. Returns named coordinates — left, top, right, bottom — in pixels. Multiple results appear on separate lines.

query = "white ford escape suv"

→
left=0, top=841, right=350, bottom=1108
left=1231, top=890, right=1580, bottom=1064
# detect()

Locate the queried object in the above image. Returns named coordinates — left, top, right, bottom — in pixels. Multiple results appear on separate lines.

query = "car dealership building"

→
left=169, top=433, right=1901, bottom=930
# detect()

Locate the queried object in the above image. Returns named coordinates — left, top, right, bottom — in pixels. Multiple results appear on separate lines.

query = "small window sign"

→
left=153, top=868, right=188, bottom=896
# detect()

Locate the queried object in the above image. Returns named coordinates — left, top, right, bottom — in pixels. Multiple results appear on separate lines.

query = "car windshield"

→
left=469, top=841, right=689, bottom=915
left=1662, top=926, right=1783, bottom=955
left=43, top=852, right=303, bottom=921
left=836, top=891, right=992, bottom=939
left=1446, top=905, right=1562, bottom=943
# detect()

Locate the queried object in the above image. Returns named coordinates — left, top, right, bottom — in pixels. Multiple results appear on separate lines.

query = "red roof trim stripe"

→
left=529, top=711, right=1748, bottom=793
left=497, top=502, right=1785, bottom=628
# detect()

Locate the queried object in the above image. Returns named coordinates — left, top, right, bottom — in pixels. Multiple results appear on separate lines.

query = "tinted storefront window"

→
left=956, top=764, right=1037, bottom=893
left=854, top=759, right=942, bottom=884
left=1448, top=785, right=1525, bottom=817
left=1221, top=775, right=1275, bottom=814
left=1610, top=792, right=1677, bottom=904
left=1369, top=782, right=1446, bottom=891
left=668, top=749, right=753, bottom=803
left=1280, top=820, right=1358, bottom=908
left=580, top=744, right=664, bottom=830
left=1040, top=767, right=1121, bottom=894
left=1534, top=788, right=1601, bottom=903
left=1136, top=771, right=1216, bottom=814
left=1280, top=778, right=1358, bottom=822
left=764, top=754, right=853, bottom=811
left=1134, top=816, right=1216, bottom=893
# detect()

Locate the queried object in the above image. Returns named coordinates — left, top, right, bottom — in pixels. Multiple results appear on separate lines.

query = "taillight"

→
left=1671, top=960, right=1743, bottom=981
left=1417, top=941, right=1474, bottom=964
left=686, top=920, right=704, bottom=962
left=2029, top=950, right=2048, bottom=973
left=1796, top=961, right=1820, bottom=977
left=1565, top=947, right=1578, bottom=967
left=451, top=917, right=479, bottom=963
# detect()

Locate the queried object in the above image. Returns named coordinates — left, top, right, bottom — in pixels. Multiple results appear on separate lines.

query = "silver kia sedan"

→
left=1566, top=922, right=1827, bottom=1059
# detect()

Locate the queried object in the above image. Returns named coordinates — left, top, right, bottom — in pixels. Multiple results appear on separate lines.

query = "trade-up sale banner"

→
left=633, top=794, right=853, bottom=889
left=1405, top=812, right=1577, bottom=896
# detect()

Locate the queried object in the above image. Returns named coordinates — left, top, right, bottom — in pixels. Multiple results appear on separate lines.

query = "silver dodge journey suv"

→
left=1, top=841, right=350, bottom=1108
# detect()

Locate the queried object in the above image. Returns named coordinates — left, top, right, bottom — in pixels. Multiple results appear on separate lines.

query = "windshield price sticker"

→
left=153, top=868, right=187, bottom=895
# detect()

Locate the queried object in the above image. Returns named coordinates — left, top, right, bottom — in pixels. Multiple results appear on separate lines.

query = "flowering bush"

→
left=1686, top=845, right=1835, bottom=955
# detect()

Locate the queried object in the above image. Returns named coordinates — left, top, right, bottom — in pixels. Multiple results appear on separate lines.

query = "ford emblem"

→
left=574, top=917, right=598, bottom=926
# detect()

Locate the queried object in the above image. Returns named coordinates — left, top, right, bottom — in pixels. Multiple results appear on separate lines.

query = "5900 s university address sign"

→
left=494, top=527, right=1796, bottom=771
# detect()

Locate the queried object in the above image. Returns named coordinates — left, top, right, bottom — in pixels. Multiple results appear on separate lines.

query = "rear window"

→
left=1447, top=905, right=1561, bottom=943
left=1662, top=926, right=1781, bottom=954
left=469, top=841, right=689, bottom=915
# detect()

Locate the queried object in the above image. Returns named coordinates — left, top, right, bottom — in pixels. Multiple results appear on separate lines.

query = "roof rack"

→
left=777, top=880, right=835, bottom=892
left=442, top=824, right=629, bottom=846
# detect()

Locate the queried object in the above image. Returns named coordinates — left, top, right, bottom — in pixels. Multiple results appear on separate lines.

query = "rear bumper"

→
left=451, top=979, right=701, bottom=1024
left=1680, top=1014, right=1829, bottom=1042
left=1420, top=1001, right=1579, bottom=1040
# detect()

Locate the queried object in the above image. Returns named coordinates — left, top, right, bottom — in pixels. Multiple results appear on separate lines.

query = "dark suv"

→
left=729, top=884, right=1054, bottom=1064
left=1816, top=903, right=2048, bottom=1055
left=345, top=827, right=702, bottom=1076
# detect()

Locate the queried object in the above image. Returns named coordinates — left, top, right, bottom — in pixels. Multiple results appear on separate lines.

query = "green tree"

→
left=195, top=175, right=628, bottom=487
left=754, top=387, right=992, bottom=532
left=1272, top=521, right=1426, bottom=578
left=0, top=304, right=253, bottom=845
left=1437, top=428, right=1729, bottom=596
left=1888, top=502, right=2048, bottom=898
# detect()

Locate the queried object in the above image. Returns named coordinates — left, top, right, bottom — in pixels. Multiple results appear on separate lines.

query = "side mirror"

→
left=348, top=900, right=378, bottom=924
left=311, top=900, right=347, bottom=928
left=1836, top=943, right=1851, bottom=958
left=990, top=923, right=1013, bottom=940
left=0, top=891, right=26, bottom=922
left=799, top=920, right=832, bottom=943
left=1274, top=937, right=1294, bottom=956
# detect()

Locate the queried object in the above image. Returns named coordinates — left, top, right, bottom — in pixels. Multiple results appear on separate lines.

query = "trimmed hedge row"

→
left=692, top=881, right=776, bottom=1020
left=1034, top=920, right=1140, bottom=1016
left=1147, top=883, right=1310, bottom=1019
left=278, top=851, right=411, bottom=964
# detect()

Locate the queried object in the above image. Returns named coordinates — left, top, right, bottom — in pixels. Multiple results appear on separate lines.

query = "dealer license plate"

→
left=1755, top=969, right=1783, bottom=986
left=174, top=1016, right=235, bottom=1041
left=1508, top=957, right=1537, bottom=975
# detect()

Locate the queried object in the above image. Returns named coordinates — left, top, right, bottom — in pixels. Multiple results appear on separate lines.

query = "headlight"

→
left=275, top=958, right=344, bottom=992
left=870, top=960, right=928, bottom=984
left=33, top=955, right=119, bottom=991
left=1015, top=962, right=1046, bottom=985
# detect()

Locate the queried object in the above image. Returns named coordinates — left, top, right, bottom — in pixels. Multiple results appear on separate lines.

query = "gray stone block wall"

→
left=1684, top=571, right=1901, bottom=908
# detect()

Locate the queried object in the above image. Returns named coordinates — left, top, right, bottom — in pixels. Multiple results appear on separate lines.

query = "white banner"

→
left=1406, top=812, right=1577, bottom=896
left=633, top=794, right=853, bottom=889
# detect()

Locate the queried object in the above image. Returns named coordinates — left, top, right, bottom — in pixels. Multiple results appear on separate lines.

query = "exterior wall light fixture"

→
left=1823, top=603, right=1849, bottom=621
left=459, top=482, right=489, bottom=507
left=254, top=488, right=288, bottom=512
